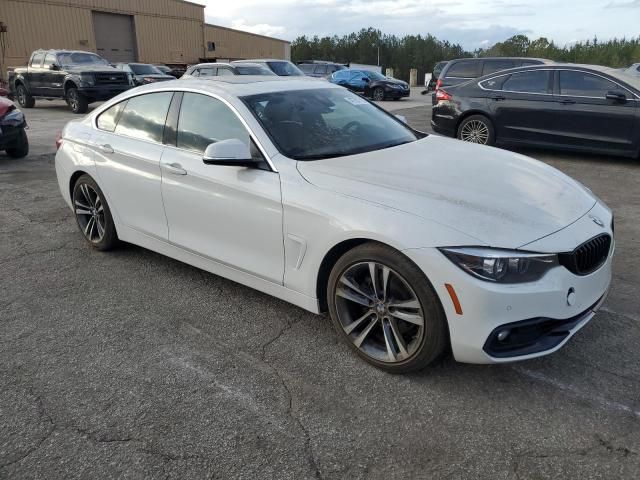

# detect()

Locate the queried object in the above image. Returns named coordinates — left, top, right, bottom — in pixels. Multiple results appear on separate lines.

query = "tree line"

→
left=291, top=28, right=640, bottom=82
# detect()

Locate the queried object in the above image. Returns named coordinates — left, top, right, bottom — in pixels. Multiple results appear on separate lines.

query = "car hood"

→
left=383, top=78, right=409, bottom=87
left=134, top=74, right=174, bottom=80
left=296, top=136, right=596, bottom=249
left=64, top=65, right=122, bottom=73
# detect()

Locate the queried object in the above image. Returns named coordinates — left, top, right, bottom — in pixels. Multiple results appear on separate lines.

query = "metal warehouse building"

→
left=0, top=0, right=290, bottom=70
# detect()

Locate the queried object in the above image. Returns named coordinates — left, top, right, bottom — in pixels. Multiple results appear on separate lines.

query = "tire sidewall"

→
left=373, top=87, right=384, bottom=101
left=327, top=242, right=448, bottom=373
left=72, top=174, right=118, bottom=250
left=67, top=88, right=88, bottom=114
left=5, top=129, right=29, bottom=158
left=457, top=114, right=496, bottom=146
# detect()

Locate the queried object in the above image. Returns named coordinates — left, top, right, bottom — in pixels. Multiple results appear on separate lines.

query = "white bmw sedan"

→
left=55, top=77, right=614, bottom=373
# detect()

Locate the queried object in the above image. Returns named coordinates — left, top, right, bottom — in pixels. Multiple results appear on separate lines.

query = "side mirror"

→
left=395, top=114, right=407, bottom=124
left=362, top=77, right=370, bottom=83
left=49, top=64, right=60, bottom=71
left=202, top=139, right=259, bottom=167
left=605, top=91, right=627, bottom=103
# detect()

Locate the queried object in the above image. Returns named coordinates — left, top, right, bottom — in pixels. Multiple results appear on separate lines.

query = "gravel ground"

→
left=0, top=98, right=639, bottom=480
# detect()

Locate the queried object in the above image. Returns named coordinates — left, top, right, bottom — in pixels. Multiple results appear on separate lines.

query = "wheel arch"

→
left=63, top=79, right=79, bottom=94
left=69, top=170, right=89, bottom=200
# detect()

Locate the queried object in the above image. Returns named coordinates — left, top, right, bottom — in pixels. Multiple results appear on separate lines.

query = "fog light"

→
left=567, top=288, right=576, bottom=306
left=497, top=330, right=510, bottom=342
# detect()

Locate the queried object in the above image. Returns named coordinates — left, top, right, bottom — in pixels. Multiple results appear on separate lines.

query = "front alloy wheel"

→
left=372, top=87, right=385, bottom=101
left=328, top=242, right=448, bottom=373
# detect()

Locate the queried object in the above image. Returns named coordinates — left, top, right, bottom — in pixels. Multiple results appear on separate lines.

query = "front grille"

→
left=94, top=73, right=128, bottom=85
left=559, top=234, right=611, bottom=275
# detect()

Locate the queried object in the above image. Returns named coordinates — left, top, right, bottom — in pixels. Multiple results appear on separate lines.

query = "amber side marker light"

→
left=444, top=283, right=463, bottom=315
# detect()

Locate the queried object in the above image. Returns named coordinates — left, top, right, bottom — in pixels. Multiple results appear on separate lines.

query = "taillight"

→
left=55, top=131, right=63, bottom=151
left=435, top=79, right=442, bottom=91
left=435, top=89, right=452, bottom=102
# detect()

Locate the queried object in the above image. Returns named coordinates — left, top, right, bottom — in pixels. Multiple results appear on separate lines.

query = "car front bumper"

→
left=79, top=85, right=131, bottom=100
left=403, top=202, right=614, bottom=364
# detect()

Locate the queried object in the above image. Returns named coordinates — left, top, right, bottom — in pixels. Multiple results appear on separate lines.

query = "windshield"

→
left=130, top=64, right=162, bottom=75
left=58, top=52, right=109, bottom=67
left=242, top=88, right=419, bottom=160
left=266, top=61, right=305, bottom=76
left=365, top=71, right=387, bottom=81
left=235, top=65, right=275, bottom=75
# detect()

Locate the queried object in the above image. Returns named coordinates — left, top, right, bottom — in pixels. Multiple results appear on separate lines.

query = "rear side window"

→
left=482, top=60, right=516, bottom=76
left=217, top=68, right=234, bottom=76
left=199, top=68, right=217, bottom=77
left=559, top=71, right=618, bottom=97
left=502, top=70, right=551, bottom=94
left=176, top=93, right=250, bottom=153
left=445, top=61, right=478, bottom=79
left=299, top=64, right=315, bottom=73
left=314, top=65, right=328, bottom=74
left=114, top=92, right=173, bottom=143
left=31, top=53, right=45, bottom=67
left=97, top=101, right=126, bottom=132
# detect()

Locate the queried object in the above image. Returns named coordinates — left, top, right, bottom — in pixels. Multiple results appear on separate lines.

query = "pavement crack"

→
left=260, top=318, right=323, bottom=479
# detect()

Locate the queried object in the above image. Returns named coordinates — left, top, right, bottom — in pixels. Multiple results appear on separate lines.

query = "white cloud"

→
left=229, top=19, right=286, bottom=37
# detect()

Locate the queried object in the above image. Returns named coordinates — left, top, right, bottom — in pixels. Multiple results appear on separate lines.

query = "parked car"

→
left=432, top=64, right=640, bottom=158
left=154, top=64, right=181, bottom=78
left=115, top=63, right=174, bottom=86
left=426, top=61, right=448, bottom=91
left=182, top=62, right=275, bottom=78
left=298, top=61, right=347, bottom=78
left=55, top=76, right=613, bottom=372
left=330, top=69, right=410, bottom=100
left=9, top=50, right=131, bottom=113
left=232, top=59, right=305, bottom=77
left=436, top=57, right=553, bottom=90
left=0, top=96, right=28, bottom=158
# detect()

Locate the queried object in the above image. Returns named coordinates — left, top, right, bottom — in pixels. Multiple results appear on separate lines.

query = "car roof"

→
left=449, top=57, right=552, bottom=63
left=233, top=59, right=289, bottom=63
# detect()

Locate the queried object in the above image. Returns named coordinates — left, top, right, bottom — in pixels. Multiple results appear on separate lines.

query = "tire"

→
left=15, top=84, right=35, bottom=108
left=72, top=174, right=118, bottom=251
left=372, top=87, right=385, bottom=101
left=66, top=87, right=89, bottom=114
left=457, top=114, right=495, bottom=146
left=5, top=129, right=29, bottom=158
left=327, top=242, right=448, bottom=373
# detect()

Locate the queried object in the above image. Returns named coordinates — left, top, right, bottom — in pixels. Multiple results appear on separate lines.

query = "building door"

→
left=92, top=11, right=137, bottom=63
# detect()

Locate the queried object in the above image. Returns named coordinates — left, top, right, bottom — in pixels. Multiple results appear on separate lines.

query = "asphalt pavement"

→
left=1, top=96, right=639, bottom=480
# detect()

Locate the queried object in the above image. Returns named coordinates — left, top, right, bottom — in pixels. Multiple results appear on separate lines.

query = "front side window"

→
left=43, top=53, right=57, bottom=68
left=176, top=93, right=250, bottom=153
left=559, top=71, right=618, bottom=97
left=198, top=68, right=217, bottom=77
left=501, top=70, right=551, bottom=94
left=266, top=61, right=304, bottom=76
left=114, top=92, right=173, bottom=143
left=242, top=88, right=419, bottom=160
left=217, top=68, right=234, bottom=76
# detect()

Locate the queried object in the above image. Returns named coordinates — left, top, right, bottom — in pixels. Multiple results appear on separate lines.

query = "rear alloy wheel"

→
left=72, top=175, right=118, bottom=250
left=328, top=243, right=448, bottom=373
left=372, top=87, right=385, bottom=101
left=457, top=115, right=495, bottom=146
left=67, top=87, right=89, bottom=114
left=5, top=129, right=29, bottom=158
left=16, top=85, right=35, bottom=108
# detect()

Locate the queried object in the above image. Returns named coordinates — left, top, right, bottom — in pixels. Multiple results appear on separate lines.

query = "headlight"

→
left=439, top=247, right=558, bottom=283
left=143, top=77, right=157, bottom=83
left=79, top=74, right=95, bottom=86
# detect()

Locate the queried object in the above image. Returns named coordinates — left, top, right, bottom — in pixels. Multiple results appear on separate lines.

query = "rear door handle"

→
left=491, top=95, right=506, bottom=101
left=559, top=99, right=576, bottom=105
left=97, top=144, right=114, bottom=154
left=163, top=162, right=187, bottom=175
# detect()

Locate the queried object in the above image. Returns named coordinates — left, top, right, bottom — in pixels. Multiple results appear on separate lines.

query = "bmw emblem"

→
left=589, top=215, right=604, bottom=227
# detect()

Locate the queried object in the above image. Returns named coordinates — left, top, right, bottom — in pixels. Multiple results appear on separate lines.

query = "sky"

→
left=198, top=0, right=640, bottom=50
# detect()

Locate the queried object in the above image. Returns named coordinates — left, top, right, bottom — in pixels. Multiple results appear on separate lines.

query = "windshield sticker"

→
left=344, top=96, right=369, bottom=106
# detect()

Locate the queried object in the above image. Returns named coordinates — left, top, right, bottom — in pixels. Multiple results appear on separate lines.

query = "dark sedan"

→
left=432, top=64, right=640, bottom=158
left=330, top=69, right=410, bottom=101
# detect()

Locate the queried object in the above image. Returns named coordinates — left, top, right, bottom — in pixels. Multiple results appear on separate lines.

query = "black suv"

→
left=297, top=61, right=347, bottom=78
left=10, top=50, right=131, bottom=113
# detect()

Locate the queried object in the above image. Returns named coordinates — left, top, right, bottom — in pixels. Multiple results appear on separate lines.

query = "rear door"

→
left=92, top=91, right=174, bottom=240
left=483, top=69, right=557, bottom=144
left=27, top=52, right=46, bottom=95
left=551, top=69, right=637, bottom=153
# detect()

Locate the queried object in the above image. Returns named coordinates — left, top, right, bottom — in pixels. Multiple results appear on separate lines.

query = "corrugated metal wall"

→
left=0, top=0, right=290, bottom=74
left=205, top=25, right=290, bottom=61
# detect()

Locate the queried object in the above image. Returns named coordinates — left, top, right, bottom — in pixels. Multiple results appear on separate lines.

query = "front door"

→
left=160, top=92, right=284, bottom=283
left=550, top=69, right=637, bottom=153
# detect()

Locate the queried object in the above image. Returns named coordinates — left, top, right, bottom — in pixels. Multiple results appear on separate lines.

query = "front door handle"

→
left=97, top=144, right=114, bottom=154
left=491, top=95, right=506, bottom=101
left=163, top=162, right=187, bottom=175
